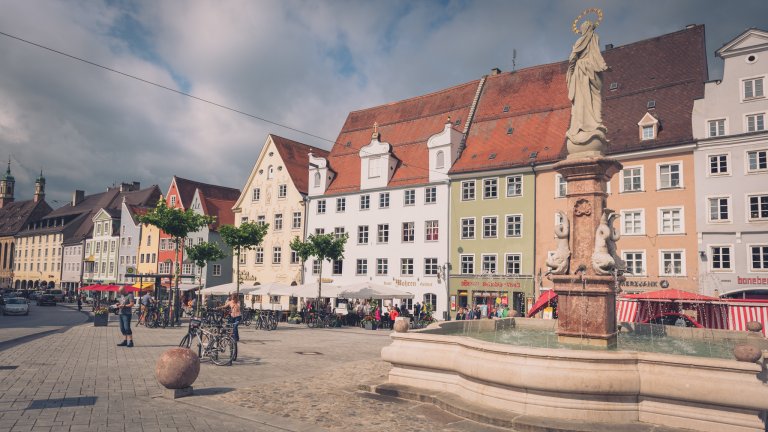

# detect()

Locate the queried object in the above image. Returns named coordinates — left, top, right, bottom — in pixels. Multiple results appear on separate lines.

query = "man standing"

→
left=139, top=291, right=152, bottom=325
left=115, top=286, right=135, bottom=347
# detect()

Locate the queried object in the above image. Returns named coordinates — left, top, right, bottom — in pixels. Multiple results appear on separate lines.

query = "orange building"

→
left=534, top=25, right=707, bottom=294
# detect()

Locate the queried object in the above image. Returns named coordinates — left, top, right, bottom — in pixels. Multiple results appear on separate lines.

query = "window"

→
left=401, top=258, right=414, bottom=276
left=435, top=151, right=445, bottom=169
left=746, top=113, right=765, bottom=132
left=425, top=187, right=437, bottom=204
left=460, top=255, right=474, bottom=274
left=212, top=264, right=222, bottom=276
left=314, top=172, right=321, bottom=188
left=660, top=251, right=684, bottom=276
left=312, top=260, right=321, bottom=275
left=751, top=245, right=768, bottom=271
left=267, top=165, right=274, bottom=179
left=377, top=224, right=389, bottom=243
left=623, top=251, right=646, bottom=275
left=621, top=167, right=643, bottom=192
left=483, top=216, right=498, bottom=238
left=483, top=178, right=498, bottom=199
left=506, top=176, right=522, bottom=197
left=170, top=196, right=176, bottom=207
left=368, top=157, right=381, bottom=178
left=424, top=258, right=438, bottom=276
left=402, top=222, right=414, bottom=242
left=482, top=254, right=497, bottom=274
left=334, top=227, right=345, bottom=239
left=273, top=247, right=282, bottom=264
left=292, top=212, right=302, bottom=229
left=291, top=250, right=299, bottom=264
left=747, top=150, right=768, bottom=172
left=379, top=192, right=389, bottom=209
left=252, top=188, right=260, bottom=201
left=555, top=174, right=567, bottom=197
left=404, top=190, right=415, bottom=206
left=336, top=198, right=346, bottom=212
left=332, top=259, right=343, bottom=275
left=239, top=252, right=247, bottom=265
left=274, top=214, right=283, bottom=230
left=708, top=119, right=726, bottom=137
left=659, top=208, right=684, bottom=234
left=461, top=181, right=475, bottom=201
left=315, top=228, right=325, bottom=235
left=360, top=195, right=370, bottom=210
left=423, top=293, right=436, bottom=312
left=743, top=77, right=764, bottom=100
left=658, top=163, right=681, bottom=189
left=358, top=226, right=369, bottom=244
left=241, top=216, right=249, bottom=224
left=460, top=218, right=475, bottom=240
left=182, top=263, right=194, bottom=275
left=257, top=215, right=266, bottom=225
left=710, top=246, right=732, bottom=271
left=278, top=184, right=287, bottom=198
left=708, top=197, right=730, bottom=222
left=425, top=220, right=439, bottom=241
left=748, top=194, right=768, bottom=220
left=147, top=235, right=152, bottom=246
left=317, top=200, right=326, bottom=214
left=641, top=125, right=654, bottom=140
left=621, top=210, right=645, bottom=235
left=709, top=154, right=729, bottom=175
left=505, top=215, right=522, bottom=237
left=255, top=247, right=264, bottom=264
left=505, top=254, right=521, bottom=274
left=356, top=259, right=368, bottom=275
left=376, top=258, right=388, bottom=276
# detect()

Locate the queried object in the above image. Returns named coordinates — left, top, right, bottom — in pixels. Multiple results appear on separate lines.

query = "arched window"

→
left=267, top=165, right=274, bottom=179
left=436, top=151, right=445, bottom=169
left=314, top=172, right=321, bottom=187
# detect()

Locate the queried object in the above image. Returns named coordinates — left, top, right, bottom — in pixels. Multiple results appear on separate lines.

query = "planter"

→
left=363, top=321, right=378, bottom=330
left=94, top=314, right=108, bottom=327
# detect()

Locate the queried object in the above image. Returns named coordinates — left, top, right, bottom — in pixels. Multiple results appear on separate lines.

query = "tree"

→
left=290, top=233, right=348, bottom=310
left=219, top=221, right=269, bottom=296
left=138, top=198, right=214, bottom=324
left=186, top=241, right=226, bottom=314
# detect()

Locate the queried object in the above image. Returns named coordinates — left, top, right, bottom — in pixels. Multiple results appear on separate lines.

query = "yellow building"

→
left=137, top=215, right=160, bottom=277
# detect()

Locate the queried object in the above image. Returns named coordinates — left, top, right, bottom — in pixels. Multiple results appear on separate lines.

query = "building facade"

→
left=83, top=209, right=121, bottom=285
left=692, top=28, right=768, bottom=297
left=232, top=134, right=328, bottom=289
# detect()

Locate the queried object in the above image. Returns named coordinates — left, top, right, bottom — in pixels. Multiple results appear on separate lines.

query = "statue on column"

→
left=566, top=9, right=608, bottom=157
left=546, top=211, right=570, bottom=275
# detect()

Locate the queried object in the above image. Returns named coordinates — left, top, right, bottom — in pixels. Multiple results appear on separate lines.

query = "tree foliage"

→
left=290, top=233, right=348, bottom=264
left=219, top=221, right=269, bottom=255
left=138, top=198, right=214, bottom=240
left=186, top=241, right=226, bottom=269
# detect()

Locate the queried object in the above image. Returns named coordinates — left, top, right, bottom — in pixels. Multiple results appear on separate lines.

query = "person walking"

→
left=115, top=286, right=135, bottom=347
left=222, top=294, right=242, bottom=343
left=77, top=295, right=82, bottom=311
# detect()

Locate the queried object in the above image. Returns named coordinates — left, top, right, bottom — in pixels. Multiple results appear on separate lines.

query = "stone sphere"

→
left=746, top=321, right=763, bottom=333
left=155, top=348, right=200, bottom=389
left=393, top=317, right=409, bottom=333
left=732, top=344, right=762, bottom=363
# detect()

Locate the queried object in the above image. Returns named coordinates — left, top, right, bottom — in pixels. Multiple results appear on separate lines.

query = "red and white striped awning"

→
left=617, top=300, right=638, bottom=323
left=728, top=305, right=768, bottom=336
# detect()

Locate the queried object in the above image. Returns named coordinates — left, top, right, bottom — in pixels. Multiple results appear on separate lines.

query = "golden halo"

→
left=572, top=8, right=603, bottom=34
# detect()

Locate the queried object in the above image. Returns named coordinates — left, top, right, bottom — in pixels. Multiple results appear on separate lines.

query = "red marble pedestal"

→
left=551, top=156, right=623, bottom=348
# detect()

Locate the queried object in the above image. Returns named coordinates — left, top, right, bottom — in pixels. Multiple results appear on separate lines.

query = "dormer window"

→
left=368, top=157, right=381, bottom=178
left=435, top=151, right=445, bottom=169
left=313, top=172, right=321, bottom=188
left=637, top=112, right=659, bottom=141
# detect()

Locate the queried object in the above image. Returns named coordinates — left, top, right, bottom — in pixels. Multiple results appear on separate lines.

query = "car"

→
left=37, top=294, right=56, bottom=306
left=2, top=298, right=29, bottom=315
left=47, top=289, right=65, bottom=302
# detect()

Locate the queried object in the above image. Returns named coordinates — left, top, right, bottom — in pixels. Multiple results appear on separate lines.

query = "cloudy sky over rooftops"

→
left=0, top=0, right=766, bottom=206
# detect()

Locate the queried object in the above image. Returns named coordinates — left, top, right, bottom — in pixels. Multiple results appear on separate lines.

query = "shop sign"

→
left=620, top=280, right=659, bottom=288
left=457, top=279, right=522, bottom=289
left=738, top=277, right=768, bottom=285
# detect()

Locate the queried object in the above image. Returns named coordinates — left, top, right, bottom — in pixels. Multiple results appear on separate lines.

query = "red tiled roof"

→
left=270, top=135, right=329, bottom=195
left=202, top=196, right=236, bottom=230
left=325, top=80, right=480, bottom=193
left=452, top=25, right=707, bottom=173
left=172, top=176, right=240, bottom=209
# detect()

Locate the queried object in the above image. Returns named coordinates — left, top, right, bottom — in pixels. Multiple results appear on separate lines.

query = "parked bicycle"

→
left=179, top=314, right=236, bottom=366
left=305, top=311, right=339, bottom=329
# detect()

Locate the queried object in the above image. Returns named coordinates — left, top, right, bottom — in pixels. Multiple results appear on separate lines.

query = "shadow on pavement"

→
left=192, top=387, right=235, bottom=396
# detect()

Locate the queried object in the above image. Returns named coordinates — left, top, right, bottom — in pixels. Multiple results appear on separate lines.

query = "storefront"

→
left=449, top=275, right=534, bottom=318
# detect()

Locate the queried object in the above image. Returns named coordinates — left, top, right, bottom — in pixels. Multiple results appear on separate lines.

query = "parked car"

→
left=2, top=298, right=29, bottom=315
left=47, top=289, right=65, bottom=302
left=37, top=294, right=56, bottom=306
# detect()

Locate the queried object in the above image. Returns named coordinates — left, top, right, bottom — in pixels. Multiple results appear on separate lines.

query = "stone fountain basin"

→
left=381, top=318, right=768, bottom=432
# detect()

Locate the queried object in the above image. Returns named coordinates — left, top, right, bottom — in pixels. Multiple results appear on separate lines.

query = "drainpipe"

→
left=301, top=195, right=309, bottom=285
left=530, top=162, right=538, bottom=307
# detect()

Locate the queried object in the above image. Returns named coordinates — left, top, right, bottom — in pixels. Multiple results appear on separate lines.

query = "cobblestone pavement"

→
left=0, top=317, right=507, bottom=432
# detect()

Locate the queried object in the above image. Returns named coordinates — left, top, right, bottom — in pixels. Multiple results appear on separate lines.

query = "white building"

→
left=692, top=28, right=768, bottom=297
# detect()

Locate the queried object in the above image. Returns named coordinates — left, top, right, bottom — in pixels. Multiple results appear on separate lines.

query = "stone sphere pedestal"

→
left=155, top=347, right=200, bottom=399
left=552, top=156, right=623, bottom=348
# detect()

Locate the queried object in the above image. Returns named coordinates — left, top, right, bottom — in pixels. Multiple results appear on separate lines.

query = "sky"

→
left=0, top=0, right=766, bottom=207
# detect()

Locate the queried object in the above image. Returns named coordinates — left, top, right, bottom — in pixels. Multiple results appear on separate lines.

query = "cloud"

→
left=0, top=0, right=766, bottom=207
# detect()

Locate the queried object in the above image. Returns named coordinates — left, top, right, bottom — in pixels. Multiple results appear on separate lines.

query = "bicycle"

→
left=179, top=316, right=236, bottom=366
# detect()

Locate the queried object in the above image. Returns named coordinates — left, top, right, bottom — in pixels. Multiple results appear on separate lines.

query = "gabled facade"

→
left=137, top=219, right=159, bottom=277
left=692, top=28, right=768, bottom=296
left=232, top=134, right=328, bottom=292
left=116, top=203, right=148, bottom=284
left=534, top=25, right=708, bottom=296
left=83, top=208, right=121, bottom=284
left=305, top=80, right=481, bottom=318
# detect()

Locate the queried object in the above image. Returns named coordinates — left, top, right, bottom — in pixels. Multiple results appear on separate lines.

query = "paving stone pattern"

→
left=0, top=318, right=508, bottom=432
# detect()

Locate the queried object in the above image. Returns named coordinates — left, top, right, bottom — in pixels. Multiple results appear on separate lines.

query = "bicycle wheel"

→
left=197, top=332, right=210, bottom=359
left=179, top=334, right=191, bottom=348
left=209, top=336, right=235, bottom=366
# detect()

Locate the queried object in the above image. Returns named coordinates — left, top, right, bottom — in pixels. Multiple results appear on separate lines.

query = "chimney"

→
left=72, top=190, right=85, bottom=206
left=490, top=67, right=502, bottom=75
left=604, top=43, right=614, bottom=51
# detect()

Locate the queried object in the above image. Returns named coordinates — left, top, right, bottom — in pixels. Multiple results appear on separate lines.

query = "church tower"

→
left=34, top=170, right=46, bottom=203
left=0, top=159, right=15, bottom=208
